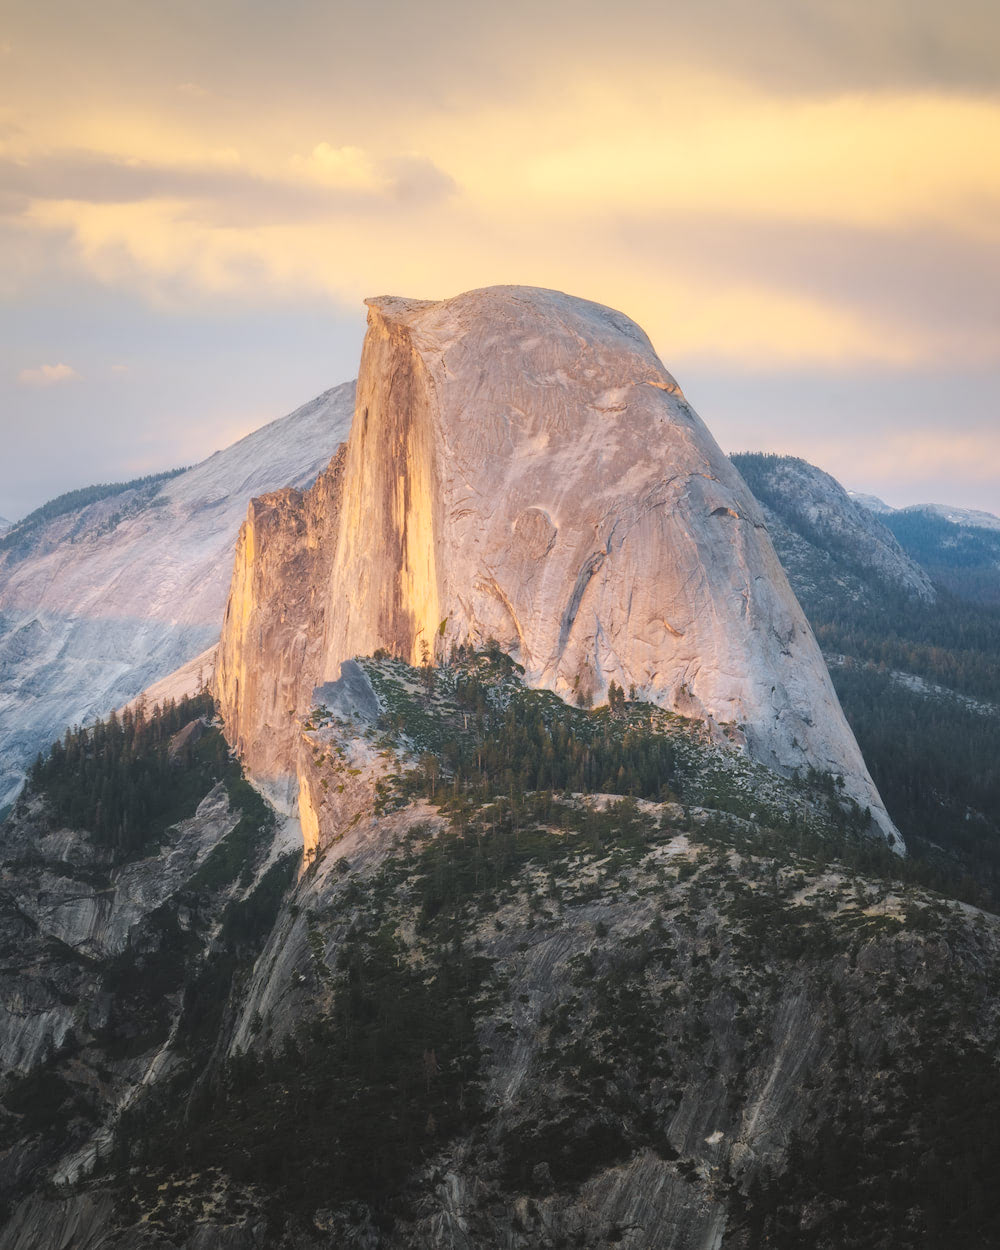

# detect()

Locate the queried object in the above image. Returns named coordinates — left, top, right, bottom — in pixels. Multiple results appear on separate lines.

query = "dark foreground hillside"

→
left=0, top=660, right=998, bottom=1248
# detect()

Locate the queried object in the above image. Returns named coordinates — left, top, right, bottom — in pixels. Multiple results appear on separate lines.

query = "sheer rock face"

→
left=217, top=286, right=900, bottom=846
left=215, top=449, right=346, bottom=811
left=0, top=383, right=355, bottom=810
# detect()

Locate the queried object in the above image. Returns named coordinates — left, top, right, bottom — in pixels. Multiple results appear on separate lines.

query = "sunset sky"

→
left=1, top=0, right=998, bottom=519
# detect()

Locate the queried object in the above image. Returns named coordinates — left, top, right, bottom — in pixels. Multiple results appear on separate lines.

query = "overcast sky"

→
left=1, top=0, right=998, bottom=520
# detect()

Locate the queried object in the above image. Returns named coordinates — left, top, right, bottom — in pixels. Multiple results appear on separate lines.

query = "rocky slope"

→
left=730, top=454, right=934, bottom=607
left=218, top=286, right=899, bottom=847
left=0, top=521, right=10, bottom=537
left=0, top=697, right=297, bottom=1211
left=0, top=667, right=996, bottom=1249
left=0, top=383, right=355, bottom=811
left=847, top=491, right=894, bottom=515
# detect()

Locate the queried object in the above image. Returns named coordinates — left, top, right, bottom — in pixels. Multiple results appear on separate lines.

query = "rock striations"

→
left=217, top=286, right=901, bottom=848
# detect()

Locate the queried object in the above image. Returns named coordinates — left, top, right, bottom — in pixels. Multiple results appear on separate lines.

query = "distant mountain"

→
left=0, top=518, right=10, bottom=535
left=846, top=491, right=894, bottom=515
left=735, top=451, right=1000, bottom=907
left=851, top=494, right=1000, bottom=534
left=0, top=383, right=355, bottom=810
left=730, top=453, right=935, bottom=608
left=906, top=501, right=1000, bottom=532
left=883, top=510, right=1000, bottom=605
left=846, top=495, right=1000, bottom=606
left=846, top=492, right=1000, bottom=603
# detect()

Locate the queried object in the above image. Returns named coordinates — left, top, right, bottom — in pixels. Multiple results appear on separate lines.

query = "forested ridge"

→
left=25, top=691, right=222, bottom=860
left=0, top=469, right=185, bottom=556
left=47, top=653, right=997, bottom=1249
left=732, top=452, right=1000, bottom=909
left=883, top=509, right=1000, bottom=606
left=817, top=595, right=1000, bottom=905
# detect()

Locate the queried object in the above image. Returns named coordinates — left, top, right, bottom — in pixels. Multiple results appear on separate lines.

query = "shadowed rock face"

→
left=216, top=286, right=900, bottom=847
left=731, top=453, right=936, bottom=605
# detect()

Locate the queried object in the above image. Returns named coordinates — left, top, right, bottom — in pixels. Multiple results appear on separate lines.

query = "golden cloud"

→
left=7, top=60, right=1000, bottom=369
left=289, top=143, right=383, bottom=191
left=446, top=85, right=1000, bottom=236
left=17, top=361, right=80, bottom=386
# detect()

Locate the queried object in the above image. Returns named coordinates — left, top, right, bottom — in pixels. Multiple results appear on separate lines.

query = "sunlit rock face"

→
left=217, top=286, right=901, bottom=847
left=215, top=450, right=346, bottom=810
left=0, top=384, right=355, bottom=810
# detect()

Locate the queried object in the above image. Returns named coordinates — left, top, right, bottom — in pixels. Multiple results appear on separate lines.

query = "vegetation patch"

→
left=27, top=692, right=222, bottom=861
left=0, top=470, right=186, bottom=558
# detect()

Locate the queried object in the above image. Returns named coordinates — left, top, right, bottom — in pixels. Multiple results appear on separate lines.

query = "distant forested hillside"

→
left=883, top=509, right=1000, bottom=605
left=734, top=452, right=1000, bottom=909
left=0, top=470, right=185, bottom=556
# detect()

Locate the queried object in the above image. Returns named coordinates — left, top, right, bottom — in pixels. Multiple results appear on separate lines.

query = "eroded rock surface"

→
left=217, top=287, right=899, bottom=845
left=215, top=450, right=348, bottom=811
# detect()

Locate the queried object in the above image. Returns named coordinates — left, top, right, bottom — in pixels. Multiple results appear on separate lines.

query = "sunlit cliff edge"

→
left=216, top=285, right=902, bottom=850
left=0, top=384, right=355, bottom=811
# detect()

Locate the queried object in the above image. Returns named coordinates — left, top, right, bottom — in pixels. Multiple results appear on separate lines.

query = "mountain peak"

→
left=217, top=288, right=901, bottom=850
left=905, top=501, right=1000, bottom=533
left=366, top=285, right=664, bottom=361
left=734, top=455, right=935, bottom=604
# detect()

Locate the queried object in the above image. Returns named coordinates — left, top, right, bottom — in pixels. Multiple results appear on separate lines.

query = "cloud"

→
left=438, top=83, right=1000, bottom=238
left=2, top=1, right=999, bottom=377
left=0, top=145, right=457, bottom=225
left=17, top=362, right=80, bottom=386
left=3, top=62, right=998, bottom=374
left=0, top=0, right=996, bottom=520
left=291, top=143, right=382, bottom=191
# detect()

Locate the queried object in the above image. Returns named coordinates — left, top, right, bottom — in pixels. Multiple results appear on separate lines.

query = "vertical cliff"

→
left=322, top=301, right=443, bottom=669
left=215, top=449, right=346, bottom=809
left=216, top=286, right=901, bottom=847
left=0, top=382, right=355, bottom=811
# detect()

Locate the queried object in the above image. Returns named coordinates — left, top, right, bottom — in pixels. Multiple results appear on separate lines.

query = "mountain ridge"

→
left=0, top=660, right=994, bottom=1248
left=850, top=493, right=1000, bottom=533
left=0, top=383, right=355, bottom=809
